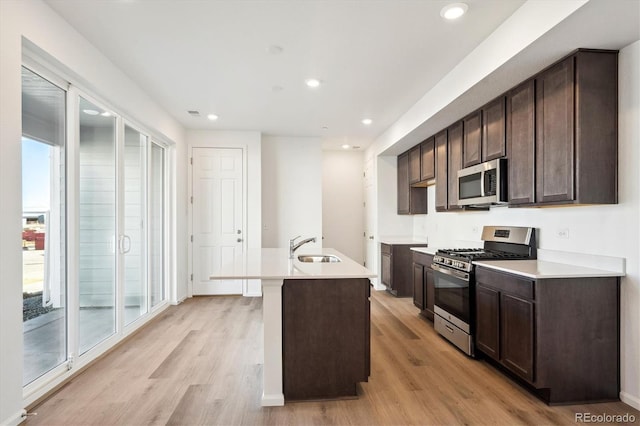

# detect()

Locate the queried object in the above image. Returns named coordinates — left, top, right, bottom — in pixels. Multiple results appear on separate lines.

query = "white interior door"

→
left=364, top=158, right=378, bottom=285
left=192, top=147, right=244, bottom=295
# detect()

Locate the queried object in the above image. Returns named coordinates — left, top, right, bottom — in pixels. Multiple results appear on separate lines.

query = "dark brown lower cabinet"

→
left=283, top=278, right=370, bottom=401
left=500, top=293, right=534, bottom=382
left=382, top=243, right=427, bottom=297
left=475, top=284, right=500, bottom=359
left=412, top=251, right=434, bottom=320
left=413, top=263, right=425, bottom=310
left=475, top=266, right=619, bottom=404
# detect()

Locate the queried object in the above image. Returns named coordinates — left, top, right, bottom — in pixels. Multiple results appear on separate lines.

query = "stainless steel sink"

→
left=297, top=254, right=341, bottom=263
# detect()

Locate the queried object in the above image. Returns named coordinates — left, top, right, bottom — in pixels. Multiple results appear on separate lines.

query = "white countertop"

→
left=473, top=259, right=625, bottom=279
left=379, top=236, right=428, bottom=245
left=209, top=248, right=376, bottom=280
left=410, top=247, right=439, bottom=256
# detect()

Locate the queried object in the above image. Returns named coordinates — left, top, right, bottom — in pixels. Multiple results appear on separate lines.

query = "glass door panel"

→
left=78, top=97, right=116, bottom=354
left=124, top=125, right=147, bottom=325
left=21, top=67, right=67, bottom=385
left=149, top=143, right=165, bottom=306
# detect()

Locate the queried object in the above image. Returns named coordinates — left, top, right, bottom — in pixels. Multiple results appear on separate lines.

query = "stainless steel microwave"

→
left=457, top=158, right=507, bottom=206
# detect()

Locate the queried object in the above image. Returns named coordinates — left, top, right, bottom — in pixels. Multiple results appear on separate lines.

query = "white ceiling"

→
left=44, top=0, right=527, bottom=150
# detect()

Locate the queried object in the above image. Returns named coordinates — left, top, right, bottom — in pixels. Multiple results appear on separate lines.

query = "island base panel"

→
left=283, top=278, right=371, bottom=401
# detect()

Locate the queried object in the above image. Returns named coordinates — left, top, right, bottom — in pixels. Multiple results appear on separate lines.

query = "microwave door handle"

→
left=480, top=170, right=486, bottom=197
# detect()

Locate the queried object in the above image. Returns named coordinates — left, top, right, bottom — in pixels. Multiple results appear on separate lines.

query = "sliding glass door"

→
left=149, top=142, right=165, bottom=307
left=21, top=63, right=169, bottom=393
left=124, top=125, right=148, bottom=325
left=21, top=67, right=68, bottom=385
left=78, top=97, right=117, bottom=354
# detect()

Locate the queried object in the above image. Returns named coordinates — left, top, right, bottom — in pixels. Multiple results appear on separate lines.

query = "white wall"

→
left=322, top=150, right=364, bottom=263
left=406, top=41, right=640, bottom=409
left=0, top=1, right=184, bottom=424
left=262, top=136, right=322, bottom=250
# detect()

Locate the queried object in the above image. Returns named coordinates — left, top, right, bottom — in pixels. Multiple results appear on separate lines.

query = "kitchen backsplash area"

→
left=413, top=186, right=634, bottom=265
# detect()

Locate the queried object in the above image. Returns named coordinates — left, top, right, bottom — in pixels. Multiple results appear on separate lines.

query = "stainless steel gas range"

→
left=431, top=226, right=537, bottom=356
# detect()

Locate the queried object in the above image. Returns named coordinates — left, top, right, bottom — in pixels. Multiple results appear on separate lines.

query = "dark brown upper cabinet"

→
left=435, top=129, right=448, bottom=212
left=406, top=138, right=435, bottom=188
left=401, top=49, right=616, bottom=214
left=397, top=152, right=410, bottom=214
left=462, top=111, right=482, bottom=168
left=482, top=96, right=507, bottom=161
left=507, top=80, right=536, bottom=205
left=398, top=150, right=427, bottom=215
left=535, top=57, right=575, bottom=204
left=535, top=50, right=617, bottom=205
left=409, top=145, right=421, bottom=185
left=420, top=137, right=435, bottom=183
left=447, top=121, right=464, bottom=211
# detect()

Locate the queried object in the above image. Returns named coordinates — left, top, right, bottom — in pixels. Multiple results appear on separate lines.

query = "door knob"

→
left=369, top=236, right=374, bottom=240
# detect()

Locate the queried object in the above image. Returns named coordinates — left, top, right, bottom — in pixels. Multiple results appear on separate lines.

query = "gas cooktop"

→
left=433, top=226, right=537, bottom=272
left=435, top=248, right=530, bottom=261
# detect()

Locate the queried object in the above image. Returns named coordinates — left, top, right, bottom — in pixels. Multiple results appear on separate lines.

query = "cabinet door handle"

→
left=237, top=238, right=243, bottom=243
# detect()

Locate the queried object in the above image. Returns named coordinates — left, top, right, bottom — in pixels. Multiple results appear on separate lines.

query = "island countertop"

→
left=209, top=248, right=376, bottom=280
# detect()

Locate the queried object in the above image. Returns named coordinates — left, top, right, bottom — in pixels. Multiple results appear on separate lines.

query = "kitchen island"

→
left=210, top=248, right=375, bottom=406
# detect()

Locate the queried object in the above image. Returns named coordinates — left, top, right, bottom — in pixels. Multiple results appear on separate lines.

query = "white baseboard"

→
left=620, top=391, right=640, bottom=411
left=1, top=409, right=26, bottom=426
left=261, top=393, right=284, bottom=407
left=176, top=294, right=188, bottom=304
left=372, top=282, right=386, bottom=291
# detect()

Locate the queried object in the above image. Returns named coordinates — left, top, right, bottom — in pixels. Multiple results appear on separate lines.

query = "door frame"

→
left=187, top=144, right=249, bottom=297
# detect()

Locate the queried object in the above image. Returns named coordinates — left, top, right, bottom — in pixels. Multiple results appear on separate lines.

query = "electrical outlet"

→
left=557, top=228, right=570, bottom=239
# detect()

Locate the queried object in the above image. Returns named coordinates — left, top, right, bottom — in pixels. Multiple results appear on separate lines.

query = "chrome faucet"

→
left=289, top=235, right=317, bottom=259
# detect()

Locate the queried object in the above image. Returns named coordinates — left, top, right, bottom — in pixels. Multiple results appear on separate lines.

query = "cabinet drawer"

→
left=413, top=251, right=433, bottom=267
left=381, top=243, right=392, bottom=255
left=476, top=267, right=534, bottom=300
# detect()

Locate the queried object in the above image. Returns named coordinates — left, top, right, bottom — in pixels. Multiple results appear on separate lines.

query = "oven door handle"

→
left=431, top=263, right=470, bottom=281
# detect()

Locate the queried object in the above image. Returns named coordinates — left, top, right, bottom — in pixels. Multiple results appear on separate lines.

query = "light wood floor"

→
left=27, top=290, right=638, bottom=425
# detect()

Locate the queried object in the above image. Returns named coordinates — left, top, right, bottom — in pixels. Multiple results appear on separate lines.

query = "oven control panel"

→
left=433, top=255, right=472, bottom=272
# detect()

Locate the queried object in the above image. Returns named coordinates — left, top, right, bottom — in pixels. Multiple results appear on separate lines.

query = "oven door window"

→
left=433, top=268, right=470, bottom=324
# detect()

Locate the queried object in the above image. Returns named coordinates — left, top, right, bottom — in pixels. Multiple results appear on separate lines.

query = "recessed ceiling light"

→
left=207, top=114, right=219, bottom=121
left=322, top=126, right=329, bottom=130
left=83, top=109, right=99, bottom=116
left=101, top=111, right=112, bottom=117
left=342, top=144, right=351, bottom=149
left=187, top=110, right=200, bottom=117
left=272, top=85, right=284, bottom=92
left=362, top=118, right=373, bottom=125
left=440, top=3, right=468, bottom=20
left=305, top=78, right=321, bottom=88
